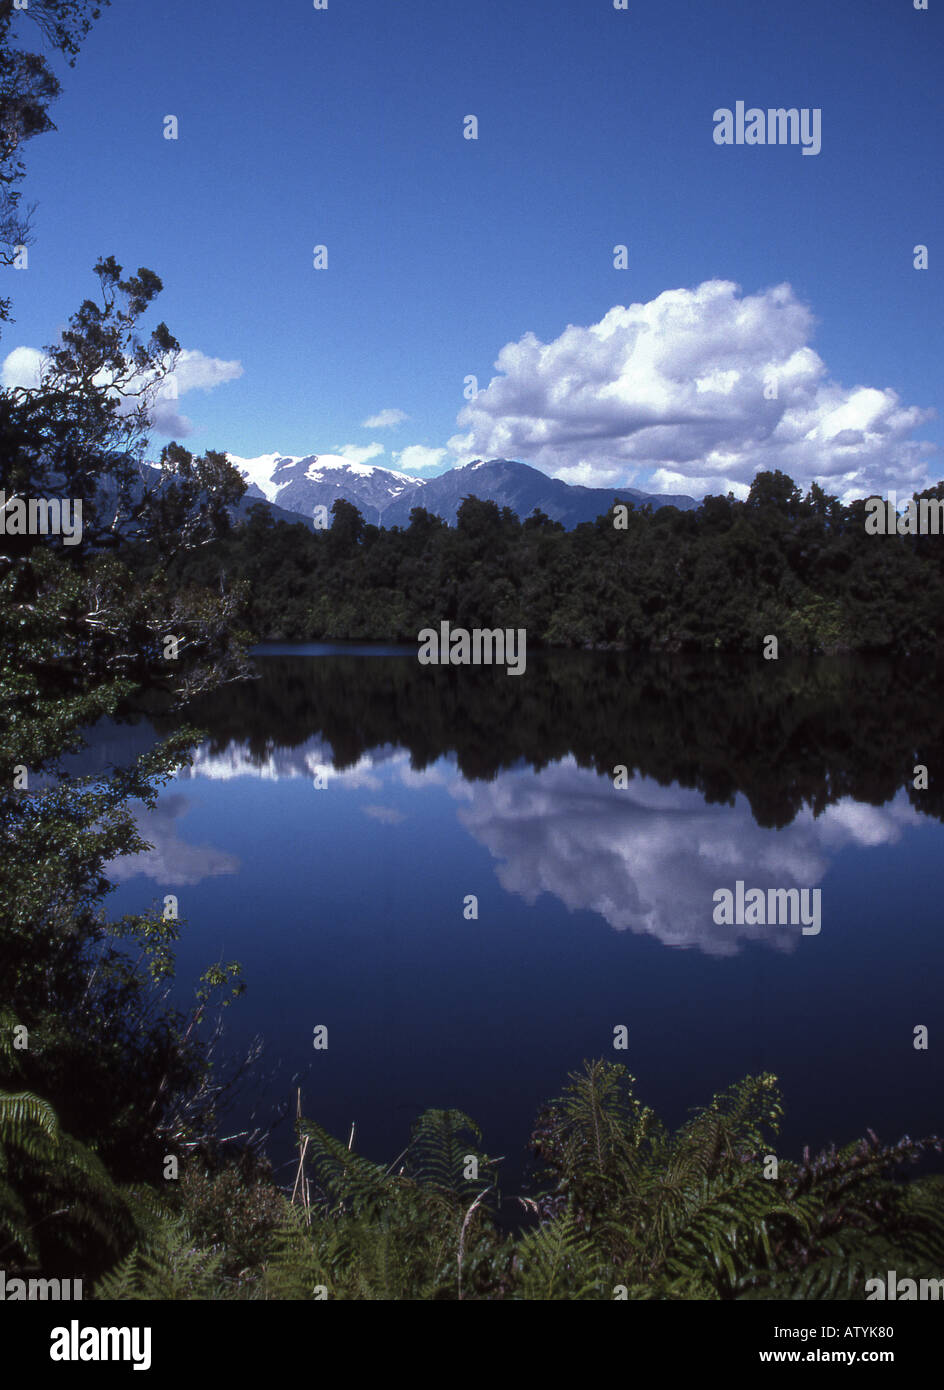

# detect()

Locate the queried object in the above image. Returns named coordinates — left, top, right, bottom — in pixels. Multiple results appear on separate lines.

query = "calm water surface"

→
left=90, top=647, right=944, bottom=1185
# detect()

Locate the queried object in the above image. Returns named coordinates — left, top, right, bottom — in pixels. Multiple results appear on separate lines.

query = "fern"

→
left=93, top=1214, right=228, bottom=1300
left=297, top=1116, right=391, bottom=1216
left=529, top=1061, right=944, bottom=1303
left=404, top=1108, right=491, bottom=1200
left=33, top=1064, right=944, bottom=1302
left=0, top=1088, right=137, bottom=1269
left=0, top=1090, right=59, bottom=1153
left=512, top=1212, right=603, bottom=1300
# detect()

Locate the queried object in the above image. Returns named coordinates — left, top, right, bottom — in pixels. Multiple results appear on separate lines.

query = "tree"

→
left=326, top=496, right=365, bottom=558
left=405, top=504, right=445, bottom=551
left=3, top=256, right=246, bottom=556
left=523, top=507, right=563, bottom=533
left=455, top=494, right=504, bottom=541
left=0, top=252, right=252, bottom=1275
left=747, top=469, right=803, bottom=518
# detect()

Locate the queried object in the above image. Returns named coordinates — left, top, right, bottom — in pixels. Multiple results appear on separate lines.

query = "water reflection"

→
left=165, top=734, right=920, bottom=954
left=92, top=648, right=944, bottom=1167
left=95, top=647, right=944, bottom=944
left=452, top=760, right=917, bottom=954
left=108, top=792, right=240, bottom=886
left=149, top=648, right=944, bottom=829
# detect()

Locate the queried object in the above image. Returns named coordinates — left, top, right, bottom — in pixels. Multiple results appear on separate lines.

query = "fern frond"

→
left=512, top=1212, right=603, bottom=1300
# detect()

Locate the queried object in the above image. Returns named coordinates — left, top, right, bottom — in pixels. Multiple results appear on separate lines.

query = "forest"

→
left=167, top=474, right=944, bottom=656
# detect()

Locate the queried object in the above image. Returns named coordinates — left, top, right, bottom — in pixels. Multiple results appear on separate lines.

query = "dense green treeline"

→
left=169, top=473, right=944, bottom=655
left=162, top=649, right=944, bottom=829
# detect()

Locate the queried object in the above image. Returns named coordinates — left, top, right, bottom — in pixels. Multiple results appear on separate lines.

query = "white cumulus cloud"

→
left=149, top=401, right=195, bottom=436
left=450, top=760, right=920, bottom=955
left=170, top=348, right=243, bottom=394
left=145, top=349, right=243, bottom=436
left=1, top=344, right=242, bottom=439
left=362, top=408, right=407, bottom=429
left=393, top=444, right=448, bottom=473
left=447, top=281, right=937, bottom=502
left=336, top=441, right=386, bottom=465
left=1, top=346, right=46, bottom=389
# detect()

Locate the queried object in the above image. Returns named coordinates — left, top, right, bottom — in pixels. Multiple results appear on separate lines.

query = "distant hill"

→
left=223, top=452, right=695, bottom=529
left=383, top=458, right=696, bottom=528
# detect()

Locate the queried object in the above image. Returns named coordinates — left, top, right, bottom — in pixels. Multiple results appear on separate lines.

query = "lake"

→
left=88, top=645, right=944, bottom=1191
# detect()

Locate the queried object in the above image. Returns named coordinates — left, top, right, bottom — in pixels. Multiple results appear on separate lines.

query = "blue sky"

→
left=1, top=0, right=940, bottom=501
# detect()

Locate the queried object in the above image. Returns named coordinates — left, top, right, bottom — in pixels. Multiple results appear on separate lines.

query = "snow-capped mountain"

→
left=225, top=453, right=695, bottom=529
left=226, top=453, right=425, bottom=524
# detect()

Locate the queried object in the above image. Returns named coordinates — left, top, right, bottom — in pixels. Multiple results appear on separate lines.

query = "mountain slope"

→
left=228, top=453, right=424, bottom=526
left=381, top=458, right=695, bottom=527
left=226, top=453, right=695, bottom=529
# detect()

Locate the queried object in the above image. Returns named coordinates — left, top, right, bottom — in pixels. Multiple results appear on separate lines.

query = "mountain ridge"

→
left=223, top=453, right=696, bottom=529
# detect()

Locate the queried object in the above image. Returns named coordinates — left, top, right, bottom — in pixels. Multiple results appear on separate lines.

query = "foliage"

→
left=0, top=1087, right=138, bottom=1274
left=528, top=1062, right=944, bottom=1301
left=0, top=183, right=251, bottom=1289
left=171, top=473, right=944, bottom=657
left=81, top=1062, right=944, bottom=1301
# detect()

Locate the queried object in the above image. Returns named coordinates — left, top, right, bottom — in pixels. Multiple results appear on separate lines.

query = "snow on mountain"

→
left=226, top=452, right=427, bottom=523
left=224, top=452, right=695, bottom=529
left=299, top=454, right=421, bottom=487
left=226, top=452, right=299, bottom=503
